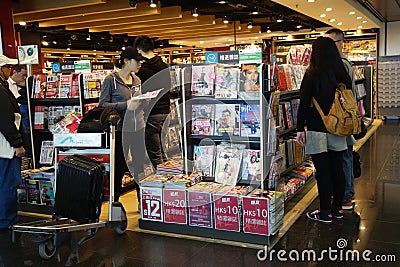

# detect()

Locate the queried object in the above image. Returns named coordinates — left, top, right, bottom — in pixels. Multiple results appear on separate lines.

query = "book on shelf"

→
left=355, top=83, right=367, bottom=99
left=191, top=65, right=215, bottom=96
left=214, top=65, right=240, bottom=99
left=58, top=74, right=72, bottom=98
left=214, top=144, right=244, bottom=186
left=276, top=65, right=288, bottom=91
left=39, top=141, right=54, bottom=165
left=290, top=98, right=300, bottom=126
left=239, top=63, right=261, bottom=99
left=240, top=149, right=261, bottom=182
left=193, top=145, right=216, bottom=177
left=191, top=104, right=214, bottom=136
left=240, top=104, right=260, bottom=137
left=281, top=101, right=294, bottom=129
left=214, top=104, right=240, bottom=136
left=39, top=180, right=55, bottom=206
left=45, top=75, right=60, bottom=98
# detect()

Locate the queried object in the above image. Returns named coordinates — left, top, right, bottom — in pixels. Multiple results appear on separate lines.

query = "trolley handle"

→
left=108, top=115, right=121, bottom=127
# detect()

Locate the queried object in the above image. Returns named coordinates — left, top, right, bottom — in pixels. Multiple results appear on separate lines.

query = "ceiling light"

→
left=238, top=25, right=242, bottom=30
left=179, top=45, right=183, bottom=48
left=109, top=36, right=113, bottom=42
left=122, top=46, right=126, bottom=50
left=192, top=8, right=199, bottom=17
left=267, top=29, right=271, bottom=33
left=129, top=0, right=137, bottom=8
left=241, top=40, right=245, bottom=43
left=296, top=24, right=302, bottom=29
left=52, top=40, right=57, bottom=44
left=363, top=20, right=367, bottom=23
left=217, top=1, right=227, bottom=4
left=277, top=17, right=283, bottom=22
left=200, top=40, right=204, bottom=44
left=247, top=21, right=253, bottom=29
left=67, top=47, right=71, bottom=51
left=357, top=16, right=362, bottom=19
left=349, top=11, right=356, bottom=15
left=311, top=26, right=316, bottom=32
left=358, top=25, right=363, bottom=29
left=337, top=22, right=343, bottom=26
left=326, top=8, right=332, bottom=12
left=308, top=0, right=315, bottom=2
left=357, top=29, right=362, bottom=34
left=19, top=21, right=27, bottom=26
left=86, top=34, right=91, bottom=41
left=149, top=0, right=157, bottom=8
left=255, top=36, right=259, bottom=40
left=42, top=41, right=49, bottom=46
left=223, top=16, right=229, bottom=24
left=320, top=13, right=326, bottom=18
left=251, top=7, right=260, bottom=15
left=329, top=19, right=336, bottom=22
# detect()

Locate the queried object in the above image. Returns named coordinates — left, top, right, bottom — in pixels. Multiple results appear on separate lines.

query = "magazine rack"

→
left=138, top=62, right=284, bottom=245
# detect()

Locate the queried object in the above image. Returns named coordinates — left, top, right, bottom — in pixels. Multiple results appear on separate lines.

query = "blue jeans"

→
left=343, top=145, right=355, bottom=201
left=0, top=157, right=21, bottom=228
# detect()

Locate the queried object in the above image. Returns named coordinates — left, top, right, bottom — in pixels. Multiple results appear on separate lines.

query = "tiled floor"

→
left=1, top=121, right=400, bottom=266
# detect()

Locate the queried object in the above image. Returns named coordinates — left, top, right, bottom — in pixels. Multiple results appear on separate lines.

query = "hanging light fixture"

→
left=223, top=16, right=229, bottom=24
left=247, top=21, right=253, bottom=29
left=192, top=8, right=199, bottom=17
left=149, top=0, right=157, bottom=8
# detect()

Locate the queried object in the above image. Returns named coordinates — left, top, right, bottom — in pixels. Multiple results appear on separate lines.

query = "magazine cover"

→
left=214, top=144, right=244, bottom=186
left=240, top=149, right=261, bottom=182
left=239, top=63, right=261, bottom=99
left=39, top=141, right=54, bottom=165
left=214, top=66, right=240, bottom=99
left=45, top=75, right=59, bottom=98
left=191, top=65, right=215, bottom=96
left=32, top=74, right=46, bottom=98
left=26, top=179, right=41, bottom=204
left=58, top=74, right=72, bottom=98
left=240, top=104, right=260, bottom=137
left=39, top=180, right=55, bottom=206
left=70, top=73, right=80, bottom=98
left=191, top=104, right=214, bottom=136
left=193, top=145, right=216, bottom=177
left=214, top=104, right=240, bottom=136
left=167, top=126, right=180, bottom=150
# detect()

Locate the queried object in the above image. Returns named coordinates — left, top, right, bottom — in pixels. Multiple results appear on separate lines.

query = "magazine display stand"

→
left=138, top=61, right=284, bottom=245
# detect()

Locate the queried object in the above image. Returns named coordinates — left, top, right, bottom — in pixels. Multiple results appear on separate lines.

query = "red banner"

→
left=163, top=189, right=187, bottom=224
left=242, top=196, right=269, bottom=236
left=213, top=194, right=240, bottom=232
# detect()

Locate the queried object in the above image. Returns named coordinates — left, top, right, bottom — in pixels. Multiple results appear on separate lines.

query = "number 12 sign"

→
left=141, top=187, right=163, bottom=222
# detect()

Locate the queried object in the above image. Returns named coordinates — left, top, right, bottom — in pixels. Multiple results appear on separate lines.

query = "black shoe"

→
left=306, top=209, right=332, bottom=223
left=332, top=208, right=344, bottom=219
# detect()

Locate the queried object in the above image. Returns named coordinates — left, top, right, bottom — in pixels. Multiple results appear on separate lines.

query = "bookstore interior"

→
left=2, top=0, right=400, bottom=255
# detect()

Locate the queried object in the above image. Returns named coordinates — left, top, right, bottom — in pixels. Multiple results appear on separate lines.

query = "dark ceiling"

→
left=13, top=0, right=329, bottom=52
left=357, top=0, right=400, bottom=22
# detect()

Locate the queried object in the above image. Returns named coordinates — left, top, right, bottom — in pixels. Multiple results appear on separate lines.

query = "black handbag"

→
left=354, top=121, right=367, bottom=140
left=353, top=151, right=361, bottom=178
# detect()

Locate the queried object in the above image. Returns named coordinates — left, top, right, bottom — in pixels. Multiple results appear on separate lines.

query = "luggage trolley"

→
left=12, top=115, right=127, bottom=260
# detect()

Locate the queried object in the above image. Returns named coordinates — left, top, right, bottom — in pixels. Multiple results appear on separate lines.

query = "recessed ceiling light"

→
left=267, top=29, right=271, bottom=33
left=363, top=20, right=367, bottom=23
left=241, top=40, right=245, bottom=43
left=200, top=40, right=204, bottom=44
left=308, top=0, right=315, bottom=2
left=19, top=21, right=27, bottom=26
left=149, top=0, right=157, bottom=8
left=349, top=11, right=356, bottom=15
left=255, top=36, right=259, bottom=39
left=358, top=25, right=363, bottom=29
left=329, top=19, right=336, bottom=22
left=326, top=8, right=332, bottom=12
left=357, top=16, right=362, bottom=19
left=217, top=1, right=227, bottom=4
left=42, top=41, right=49, bottom=46
left=337, top=22, right=343, bottom=26
left=320, top=14, right=326, bottom=18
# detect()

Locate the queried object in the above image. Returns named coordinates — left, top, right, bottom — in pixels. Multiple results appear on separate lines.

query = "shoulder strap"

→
left=311, top=97, right=326, bottom=118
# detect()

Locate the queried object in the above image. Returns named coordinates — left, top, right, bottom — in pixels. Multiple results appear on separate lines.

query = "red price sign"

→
left=163, top=189, right=187, bottom=224
left=140, top=187, right=163, bottom=222
left=213, top=194, right=240, bottom=232
left=242, top=196, right=269, bottom=236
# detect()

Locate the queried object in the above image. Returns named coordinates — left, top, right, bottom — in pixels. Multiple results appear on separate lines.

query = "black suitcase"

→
left=55, top=155, right=105, bottom=223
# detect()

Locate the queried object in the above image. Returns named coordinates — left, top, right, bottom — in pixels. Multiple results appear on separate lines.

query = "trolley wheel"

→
left=114, top=209, right=127, bottom=235
left=38, top=238, right=56, bottom=260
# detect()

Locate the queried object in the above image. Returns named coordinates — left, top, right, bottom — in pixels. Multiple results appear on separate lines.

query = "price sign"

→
left=242, top=196, right=269, bottom=236
left=188, top=191, right=213, bottom=228
left=141, top=187, right=163, bottom=222
left=163, top=189, right=187, bottom=224
left=213, top=194, right=240, bottom=232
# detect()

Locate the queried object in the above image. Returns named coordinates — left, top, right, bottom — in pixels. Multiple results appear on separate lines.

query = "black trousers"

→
left=311, top=149, right=346, bottom=212
left=145, top=114, right=168, bottom=169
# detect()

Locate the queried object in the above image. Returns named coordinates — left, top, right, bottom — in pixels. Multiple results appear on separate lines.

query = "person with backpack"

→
left=296, top=37, right=353, bottom=223
left=99, top=46, right=146, bottom=203
left=325, top=28, right=357, bottom=210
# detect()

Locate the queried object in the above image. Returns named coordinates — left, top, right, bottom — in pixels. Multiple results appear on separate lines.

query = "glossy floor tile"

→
left=2, top=121, right=400, bottom=266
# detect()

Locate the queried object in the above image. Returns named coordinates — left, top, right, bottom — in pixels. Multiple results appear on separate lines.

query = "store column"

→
left=0, top=0, right=17, bottom=57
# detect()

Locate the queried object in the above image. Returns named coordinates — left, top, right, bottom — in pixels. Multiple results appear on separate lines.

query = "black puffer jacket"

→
left=136, top=55, right=171, bottom=115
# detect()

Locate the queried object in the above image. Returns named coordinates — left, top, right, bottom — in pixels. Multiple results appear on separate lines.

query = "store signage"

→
left=53, top=133, right=103, bottom=147
left=92, top=62, right=114, bottom=70
left=163, top=189, right=187, bottom=224
left=60, top=62, right=75, bottom=74
left=52, top=63, right=61, bottom=73
left=188, top=191, right=213, bottom=228
left=242, top=196, right=269, bottom=236
left=218, top=50, right=239, bottom=64
left=239, top=50, right=262, bottom=64
left=205, top=52, right=218, bottom=64
left=18, top=45, right=39, bottom=64
left=141, top=187, right=163, bottom=222
left=74, top=60, right=91, bottom=73
left=213, top=194, right=240, bottom=232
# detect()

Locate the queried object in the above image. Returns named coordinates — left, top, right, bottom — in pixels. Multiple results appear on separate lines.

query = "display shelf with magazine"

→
left=138, top=54, right=288, bottom=245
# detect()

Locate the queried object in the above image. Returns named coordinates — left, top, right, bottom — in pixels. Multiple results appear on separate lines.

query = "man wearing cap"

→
left=0, top=54, right=27, bottom=230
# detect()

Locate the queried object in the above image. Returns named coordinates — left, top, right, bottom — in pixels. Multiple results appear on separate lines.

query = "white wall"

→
left=380, top=21, right=400, bottom=56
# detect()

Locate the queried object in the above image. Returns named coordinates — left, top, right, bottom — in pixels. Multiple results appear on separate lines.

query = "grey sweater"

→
left=99, top=72, right=146, bottom=132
